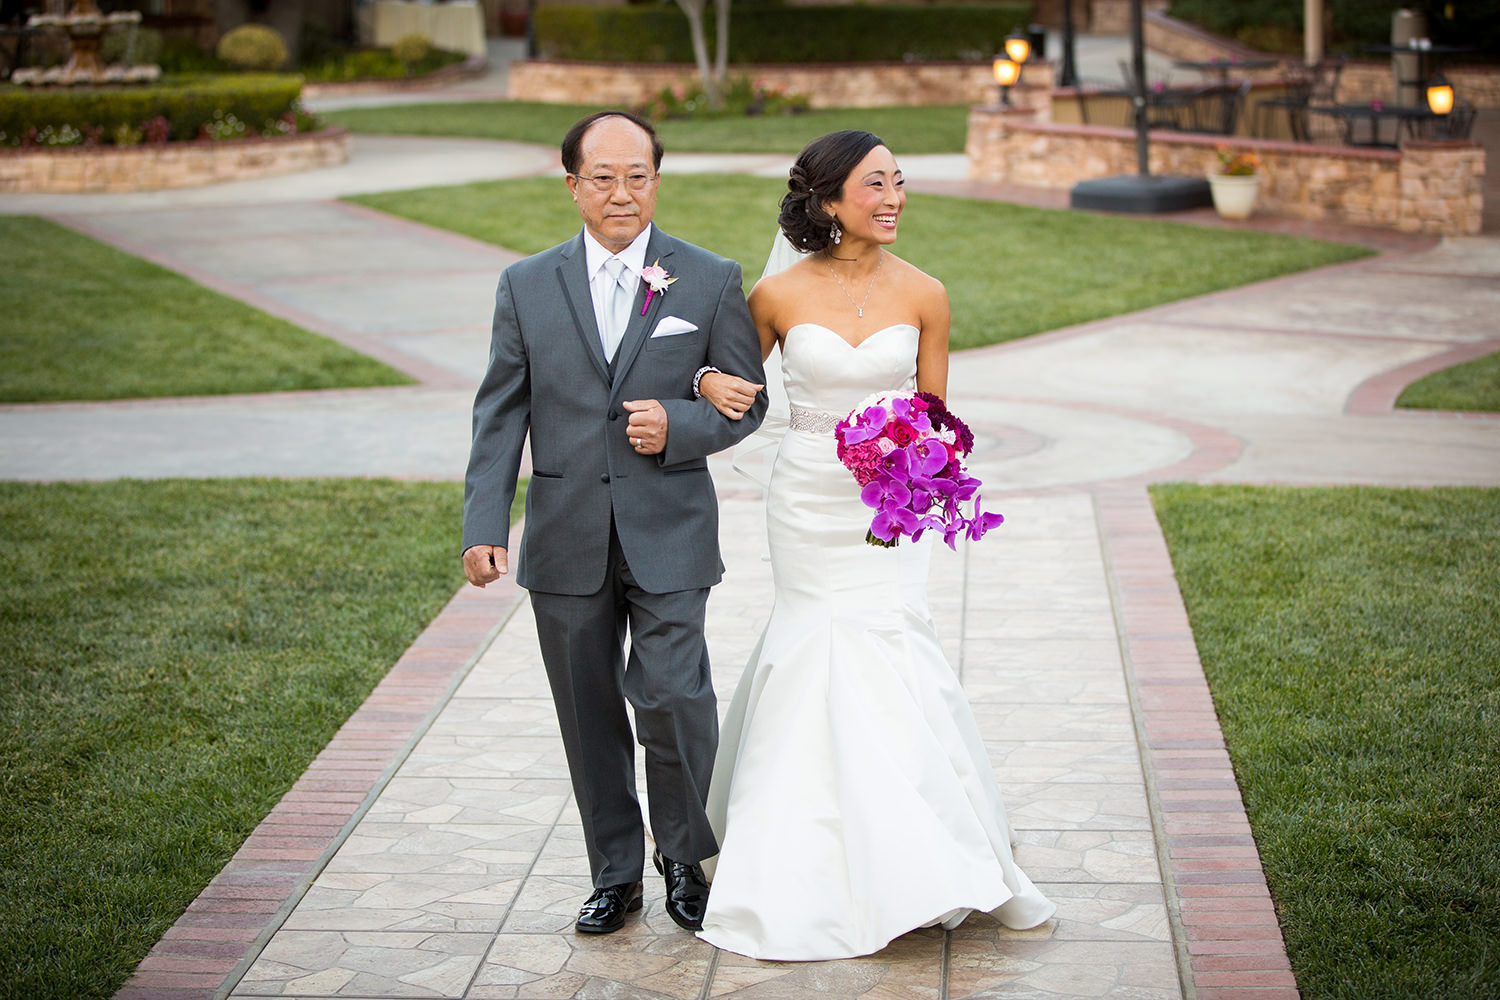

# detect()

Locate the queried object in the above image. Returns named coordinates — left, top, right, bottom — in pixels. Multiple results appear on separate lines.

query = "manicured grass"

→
left=0, top=479, right=469, bottom=1000
left=323, top=100, right=972, bottom=154
left=1396, top=349, right=1500, bottom=413
left=0, top=216, right=413, bottom=403
left=1151, top=484, right=1500, bottom=1000
left=349, top=174, right=1372, bottom=350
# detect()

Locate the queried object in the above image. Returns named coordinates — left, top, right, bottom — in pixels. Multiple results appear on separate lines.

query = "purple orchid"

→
left=835, top=390, right=1006, bottom=548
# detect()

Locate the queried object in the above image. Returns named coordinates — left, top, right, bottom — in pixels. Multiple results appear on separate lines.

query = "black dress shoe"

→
left=575, top=880, right=643, bottom=934
left=654, top=849, right=710, bottom=931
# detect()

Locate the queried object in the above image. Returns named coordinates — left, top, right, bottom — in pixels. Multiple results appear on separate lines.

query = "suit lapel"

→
left=555, top=234, right=610, bottom=385
left=610, top=230, right=674, bottom=395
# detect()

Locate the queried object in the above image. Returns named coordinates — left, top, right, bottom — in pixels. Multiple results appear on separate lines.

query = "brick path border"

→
left=1097, top=489, right=1300, bottom=1000
left=113, top=577, right=527, bottom=1000
left=1346, top=335, right=1500, bottom=418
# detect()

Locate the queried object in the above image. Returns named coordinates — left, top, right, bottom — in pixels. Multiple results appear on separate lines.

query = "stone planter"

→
left=1206, top=172, right=1261, bottom=219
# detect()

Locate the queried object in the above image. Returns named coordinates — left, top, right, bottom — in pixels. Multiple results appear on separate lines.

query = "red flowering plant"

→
left=834, top=391, right=1004, bottom=548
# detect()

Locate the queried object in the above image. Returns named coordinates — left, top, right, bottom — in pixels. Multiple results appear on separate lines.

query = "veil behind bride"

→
left=729, top=230, right=804, bottom=491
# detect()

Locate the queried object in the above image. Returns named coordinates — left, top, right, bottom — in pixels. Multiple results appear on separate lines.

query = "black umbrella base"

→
left=1070, top=175, right=1213, bottom=214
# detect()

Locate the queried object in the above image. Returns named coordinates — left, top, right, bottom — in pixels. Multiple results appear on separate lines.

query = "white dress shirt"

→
left=583, top=225, right=652, bottom=359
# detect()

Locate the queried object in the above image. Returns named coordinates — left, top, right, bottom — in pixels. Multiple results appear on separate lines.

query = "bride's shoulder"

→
left=884, top=253, right=948, bottom=304
left=749, top=256, right=820, bottom=303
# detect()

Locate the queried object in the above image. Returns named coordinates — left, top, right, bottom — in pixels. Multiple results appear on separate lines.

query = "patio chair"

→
left=1254, top=56, right=1345, bottom=141
left=1185, top=80, right=1251, bottom=135
left=1405, top=97, right=1477, bottom=141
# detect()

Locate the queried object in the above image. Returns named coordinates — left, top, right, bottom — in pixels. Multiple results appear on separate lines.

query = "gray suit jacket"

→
left=462, top=227, right=768, bottom=596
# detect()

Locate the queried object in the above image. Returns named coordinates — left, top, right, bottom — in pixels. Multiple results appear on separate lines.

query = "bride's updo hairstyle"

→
left=779, top=129, right=886, bottom=254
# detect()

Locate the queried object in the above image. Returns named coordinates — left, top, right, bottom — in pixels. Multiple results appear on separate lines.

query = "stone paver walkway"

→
left=3, top=63, right=1498, bottom=1000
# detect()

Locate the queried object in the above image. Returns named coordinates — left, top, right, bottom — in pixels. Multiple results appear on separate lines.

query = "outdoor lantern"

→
left=992, top=56, right=1021, bottom=106
left=1004, top=30, right=1032, bottom=66
left=1426, top=72, right=1454, bottom=115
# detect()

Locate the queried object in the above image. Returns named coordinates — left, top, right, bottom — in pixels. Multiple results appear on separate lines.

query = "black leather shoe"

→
left=575, top=880, right=643, bottom=934
left=654, top=849, right=710, bottom=931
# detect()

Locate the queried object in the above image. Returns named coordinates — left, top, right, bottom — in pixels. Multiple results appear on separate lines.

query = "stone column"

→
left=1397, top=139, right=1485, bottom=236
left=965, top=105, right=1039, bottom=183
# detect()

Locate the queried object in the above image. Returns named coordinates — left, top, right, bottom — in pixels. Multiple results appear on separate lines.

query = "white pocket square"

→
left=650, top=317, right=699, bottom=339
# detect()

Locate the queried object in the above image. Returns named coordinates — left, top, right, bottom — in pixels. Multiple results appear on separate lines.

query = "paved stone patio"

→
left=2, top=51, right=1496, bottom=1000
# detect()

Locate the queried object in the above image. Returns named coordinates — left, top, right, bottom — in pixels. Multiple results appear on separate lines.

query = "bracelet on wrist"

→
left=692, top=365, right=721, bottom=398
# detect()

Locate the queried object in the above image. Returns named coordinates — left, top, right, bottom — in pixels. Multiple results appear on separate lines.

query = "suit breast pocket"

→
left=645, top=316, right=702, bottom=352
left=645, top=331, right=703, bottom=353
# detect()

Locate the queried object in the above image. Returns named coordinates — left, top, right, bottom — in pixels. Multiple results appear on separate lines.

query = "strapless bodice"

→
left=781, top=323, right=919, bottom=418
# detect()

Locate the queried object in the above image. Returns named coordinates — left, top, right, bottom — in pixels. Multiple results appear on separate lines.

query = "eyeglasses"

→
left=570, top=172, right=657, bottom=193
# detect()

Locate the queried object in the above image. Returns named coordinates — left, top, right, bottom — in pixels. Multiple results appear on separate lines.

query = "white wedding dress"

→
left=698, top=322, right=1055, bottom=961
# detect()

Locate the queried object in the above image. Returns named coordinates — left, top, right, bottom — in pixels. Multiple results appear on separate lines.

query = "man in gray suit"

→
left=461, top=111, right=767, bottom=935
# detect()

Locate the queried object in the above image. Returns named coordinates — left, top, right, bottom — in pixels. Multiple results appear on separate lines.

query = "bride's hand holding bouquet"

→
left=836, top=391, right=1003, bottom=548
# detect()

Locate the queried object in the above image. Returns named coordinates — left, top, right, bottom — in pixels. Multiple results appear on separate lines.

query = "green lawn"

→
left=0, top=217, right=413, bottom=403
left=350, top=173, right=1372, bottom=351
left=1396, top=349, right=1500, bottom=413
left=1151, top=484, right=1500, bottom=1000
left=323, top=100, right=973, bottom=154
left=0, top=479, right=469, bottom=1000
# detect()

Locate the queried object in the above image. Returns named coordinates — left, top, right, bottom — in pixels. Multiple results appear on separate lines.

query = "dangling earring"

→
left=829, top=219, right=842, bottom=245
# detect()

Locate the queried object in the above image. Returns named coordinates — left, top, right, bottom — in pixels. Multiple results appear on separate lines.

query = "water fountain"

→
left=12, top=0, right=161, bottom=85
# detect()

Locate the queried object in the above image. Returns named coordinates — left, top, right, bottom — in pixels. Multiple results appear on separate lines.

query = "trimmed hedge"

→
left=536, top=3, right=1034, bottom=64
left=0, top=74, right=302, bottom=144
left=1167, top=0, right=1500, bottom=61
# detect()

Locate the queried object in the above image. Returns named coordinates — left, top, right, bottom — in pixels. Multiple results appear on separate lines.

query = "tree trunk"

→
left=672, top=0, right=720, bottom=107
left=712, top=0, right=729, bottom=89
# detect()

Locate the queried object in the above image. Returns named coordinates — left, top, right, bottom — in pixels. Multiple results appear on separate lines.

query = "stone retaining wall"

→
left=966, top=107, right=1483, bottom=236
left=1143, top=8, right=1279, bottom=71
left=0, top=128, right=349, bottom=194
left=301, top=55, right=487, bottom=99
left=508, top=59, right=1054, bottom=108
left=1093, top=0, right=1169, bottom=37
left=1143, top=10, right=1500, bottom=110
left=1337, top=60, right=1500, bottom=110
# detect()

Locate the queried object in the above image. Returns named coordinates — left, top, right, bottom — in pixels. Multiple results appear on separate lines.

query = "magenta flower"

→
left=835, top=391, right=1003, bottom=548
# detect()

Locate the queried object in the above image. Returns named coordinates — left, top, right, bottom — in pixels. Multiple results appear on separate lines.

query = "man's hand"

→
left=698, top=372, right=763, bottom=420
left=463, top=544, right=507, bottom=587
left=623, top=398, right=668, bottom=455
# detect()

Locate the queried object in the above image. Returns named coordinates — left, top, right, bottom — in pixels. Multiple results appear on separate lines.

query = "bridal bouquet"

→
left=834, top=391, right=1005, bottom=548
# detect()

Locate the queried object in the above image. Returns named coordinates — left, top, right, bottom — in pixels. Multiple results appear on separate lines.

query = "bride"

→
left=691, top=130, right=1056, bottom=962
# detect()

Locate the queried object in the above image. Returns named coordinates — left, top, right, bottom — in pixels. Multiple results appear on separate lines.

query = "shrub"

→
left=0, top=74, right=307, bottom=145
left=1167, top=0, right=1500, bottom=60
left=390, top=33, right=433, bottom=69
left=641, top=76, right=809, bottom=120
left=100, top=26, right=164, bottom=66
left=159, top=36, right=224, bottom=73
left=536, top=3, right=1033, bottom=64
left=300, top=45, right=465, bottom=82
left=216, top=24, right=289, bottom=71
left=19, top=26, right=70, bottom=68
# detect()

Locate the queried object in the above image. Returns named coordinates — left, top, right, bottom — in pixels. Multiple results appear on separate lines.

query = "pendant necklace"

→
left=825, top=250, right=884, bottom=318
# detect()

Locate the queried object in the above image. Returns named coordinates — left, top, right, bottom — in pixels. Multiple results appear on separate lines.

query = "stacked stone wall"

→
left=508, top=59, right=1054, bottom=109
left=0, top=129, right=349, bottom=194
left=966, top=108, right=1483, bottom=236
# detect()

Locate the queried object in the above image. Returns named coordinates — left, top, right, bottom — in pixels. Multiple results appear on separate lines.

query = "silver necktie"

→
left=601, top=257, right=630, bottom=361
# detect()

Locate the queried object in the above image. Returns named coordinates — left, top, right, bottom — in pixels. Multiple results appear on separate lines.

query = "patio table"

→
left=1307, top=102, right=1438, bottom=149
left=1174, top=57, right=1280, bottom=83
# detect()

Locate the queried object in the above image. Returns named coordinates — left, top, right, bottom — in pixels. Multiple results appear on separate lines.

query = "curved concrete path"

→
left=3, top=95, right=1497, bottom=1000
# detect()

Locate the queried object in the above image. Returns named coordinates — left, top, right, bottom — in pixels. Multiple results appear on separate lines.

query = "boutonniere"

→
left=640, top=259, right=677, bottom=314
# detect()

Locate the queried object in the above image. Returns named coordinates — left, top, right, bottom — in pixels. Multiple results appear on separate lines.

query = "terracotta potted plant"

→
left=1207, top=145, right=1261, bottom=220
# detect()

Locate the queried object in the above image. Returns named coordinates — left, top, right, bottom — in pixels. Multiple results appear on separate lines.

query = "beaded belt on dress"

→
left=788, top=405, right=843, bottom=434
